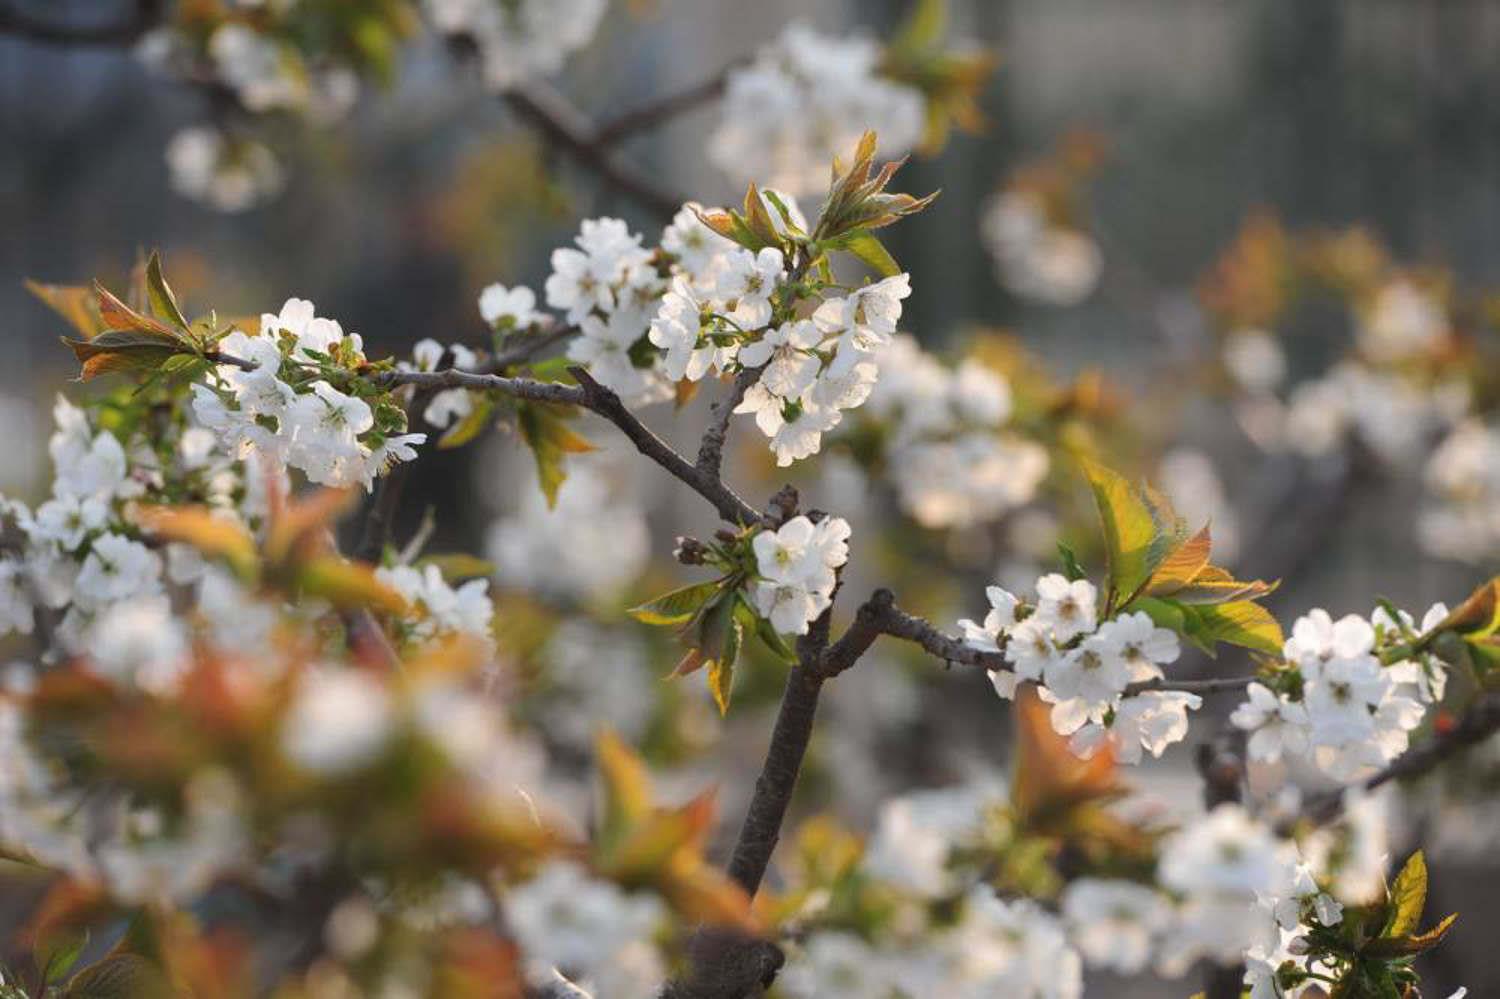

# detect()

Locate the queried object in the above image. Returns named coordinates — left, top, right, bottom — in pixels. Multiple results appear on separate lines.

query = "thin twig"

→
left=592, top=63, right=738, bottom=148
left=503, top=81, right=683, bottom=219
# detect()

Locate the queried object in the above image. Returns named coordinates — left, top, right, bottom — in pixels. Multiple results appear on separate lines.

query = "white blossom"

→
left=280, top=668, right=395, bottom=776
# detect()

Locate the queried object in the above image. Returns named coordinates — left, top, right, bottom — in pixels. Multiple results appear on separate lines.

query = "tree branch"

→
left=695, top=366, right=759, bottom=476
left=0, top=1, right=162, bottom=47
left=725, top=605, right=833, bottom=895
left=592, top=63, right=738, bottom=148
left=378, top=365, right=760, bottom=525
left=503, top=81, right=683, bottom=220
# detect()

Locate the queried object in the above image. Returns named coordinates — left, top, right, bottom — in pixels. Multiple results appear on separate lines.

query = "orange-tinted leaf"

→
left=92, top=282, right=182, bottom=341
left=1142, top=525, right=1213, bottom=597
left=132, top=506, right=258, bottom=582
left=64, top=330, right=191, bottom=381
left=596, top=729, right=652, bottom=845
left=296, top=557, right=408, bottom=614
left=1011, top=685, right=1120, bottom=828
left=26, top=280, right=105, bottom=338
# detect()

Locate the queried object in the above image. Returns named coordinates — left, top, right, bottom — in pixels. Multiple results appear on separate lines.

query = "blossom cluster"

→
left=534, top=204, right=914, bottom=467
left=1420, top=418, right=1500, bottom=563
left=710, top=24, right=925, bottom=195
left=192, top=297, right=424, bottom=489
left=961, top=575, right=1201, bottom=763
left=857, top=333, right=1049, bottom=528
left=0, top=393, right=272, bottom=676
left=1231, top=605, right=1447, bottom=782
left=425, top=0, right=607, bottom=92
left=981, top=189, right=1102, bottom=306
left=751, top=514, right=851, bottom=635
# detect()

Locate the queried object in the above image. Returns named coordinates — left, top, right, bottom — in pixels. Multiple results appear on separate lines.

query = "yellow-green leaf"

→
left=596, top=730, right=652, bottom=846
left=1080, top=458, right=1158, bottom=606
left=629, top=581, right=722, bottom=628
left=1383, top=850, right=1428, bottom=940
left=839, top=231, right=901, bottom=277
left=437, top=392, right=494, bottom=449
left=517, top=401, right=594, bottom=507
left=1186, top=600, right=1284, bottom=656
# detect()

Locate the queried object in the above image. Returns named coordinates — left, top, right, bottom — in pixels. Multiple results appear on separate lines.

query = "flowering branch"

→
left=378, top=363, right=760, bottom=525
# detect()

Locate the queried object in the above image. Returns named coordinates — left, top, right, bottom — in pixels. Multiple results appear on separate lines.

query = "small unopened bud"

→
left=674, top=536, right=709, bottom=565
left=714, top=529, right=738, bottom=545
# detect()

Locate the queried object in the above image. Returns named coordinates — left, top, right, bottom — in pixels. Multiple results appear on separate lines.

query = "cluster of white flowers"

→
left=860, top=334, right=1048, bottom=528
left=530, top=203, right=915, bottom=467
left=486, top=454, right=651, bottom=601
left=548, top=217, right=674, bottom=404
left=961, top=575, right=1200, bottom=763
left=1156, top=804, right=1299, bottom=975
left=783, top=886, right=1083, bottom=999
left=981, top=191, right=1102, bottom=306
left=0, top=692, right=249, bottom=906
left=1060, top=878, right=1172, bottom=974
left=375, top=563, right=495, bottom=654
left=505, top=859, right=666, bottom=999
left=424, top=0, right=607, bottom=92
left=1282, top=360, right=1464, bottom=463
left=1419, top=419, right=1500, bottom=563
left=1231, top=606, right=1444, bottom=782
left=751, top=515, right=851, bottom=635
left=709, top=24, right=924, bottom=195
left=165, top=126, right=286, bottom=213
left=729, top=273, right=905, bottom=466
left=141, top=19, right=360, bottom=122
left=1357, top=277, right=1449, bottom=363
left=192, top=298, right=425, bottom=489
left=528, top=620, right=656, bottom=752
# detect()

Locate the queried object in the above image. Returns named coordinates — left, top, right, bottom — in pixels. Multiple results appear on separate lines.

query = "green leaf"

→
left=737, top=596, right=797, bottom=664
left=699, top=595, right=742, bottom=716
left=437, top=391, right=494, bottom=449
left=1382, top=851, right=1428, bottom=940
left=629, top=580, right=723, bottom=628
left=1056, top=541, right=1087, bottom=582
left=839, top=231, right=901, bottom=277
left=1181, top=600, right=1284, bottom=656
left=35, top=927, right=87, bottom=985
left=144, top=252, right=188, bottom=331
left=517, top=401, right=595, bottom=507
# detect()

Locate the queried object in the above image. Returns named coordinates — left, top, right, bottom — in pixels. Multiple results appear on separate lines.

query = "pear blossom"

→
left=958, top=586, right=1021, bottom=653
left=736, top=320, right=821, bottom=399
left=478, top=283, right=539, bottom=328
left=1061, top=878, right=1171, bottom=973
left=715, top=246, right=784, bottom=328
left=280, top=668, right=395, bottom=776
left=73, top=534, right=163, bottom=609
left=1033, top=574, right=1097, bottom=642
left=424, top=0, right=608, bottom=93
left=1231, top=682, right=1311, bottom=764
